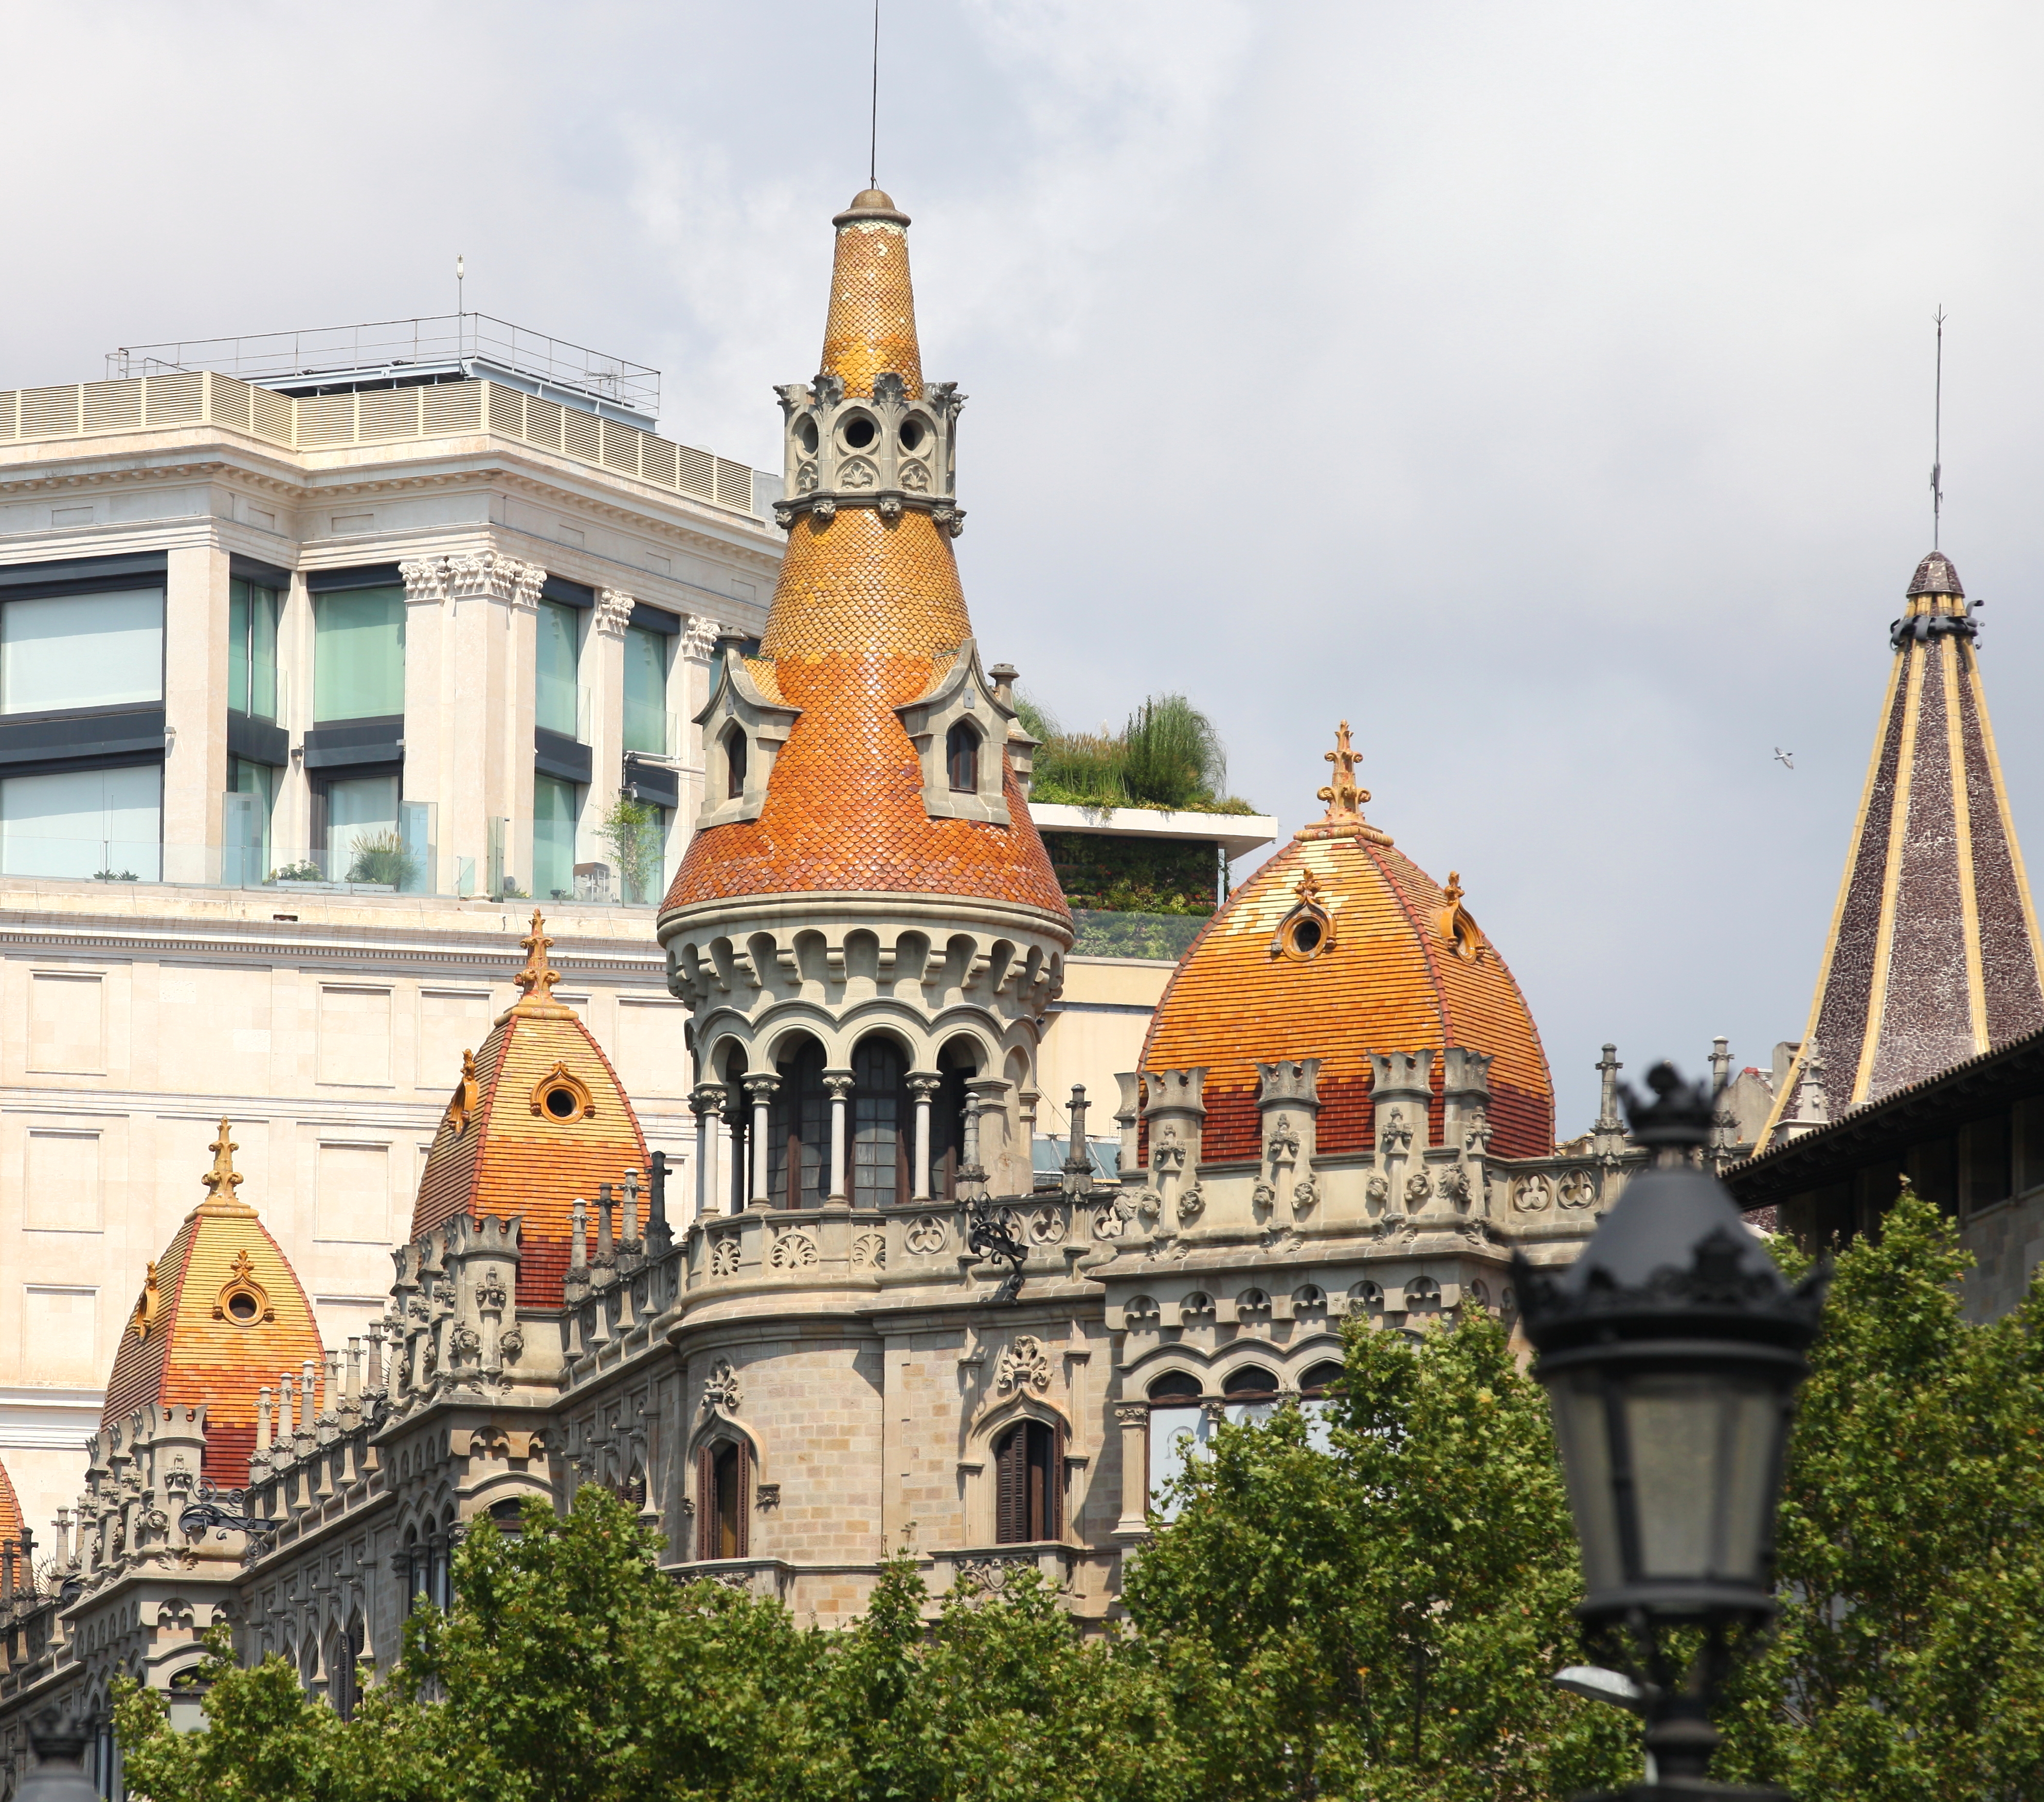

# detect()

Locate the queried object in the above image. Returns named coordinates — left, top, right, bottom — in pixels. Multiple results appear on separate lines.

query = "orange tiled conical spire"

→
left=100, top=1121, right=324, bottom=1488
left=661, top=192, right=1068, bottom=919
left=1757, top=552, right=2044, bottom=1150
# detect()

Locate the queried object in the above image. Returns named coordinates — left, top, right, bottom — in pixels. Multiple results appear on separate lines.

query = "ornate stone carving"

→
left=594, top=589, right=634, bottom=638
left=852, top=1232, right=886, bottom=1270
left=1113, top=1402, right=1149, bottom=1428
left=1558, top=1169, right=1597, bottom=1209
left=1437, top=1166, right=1471, bottom=1207
left=768, top=1231, right=818, bottom=1271
left=709, top=1234, right=741, bottom=1278
left=993, top=1335, right=1053, bottom=1396
left=499, top=1326, right=525, bottom=1364
left=1124, top=1294, right=1161, bottom=1325
left=1177, top=1182, right=1205, bottom=1223
left=1403, top=1171, right=1431, bottom=1206
left=1290, top=1171, right=1319, bottom=1213
left=1511, top=1175, right=1553, bottom=1214
left=701, top=1359, right=742, bottom=1415
left=1366, top=1171, right=1391, bottom=1207
left=474, top=1266, right=508, bottom=1310
left=1091, top=1196, right=1130, bottom=1241
left=1027, top=1206, right=1066, bottom=1246
left=954, top=1555, right=1050, bottom=1596
left=905, top=1215, right=948, bottom=1255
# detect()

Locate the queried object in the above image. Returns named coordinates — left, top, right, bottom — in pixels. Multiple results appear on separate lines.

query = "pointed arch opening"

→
left=696, top=1436, right=750, bottom=1560
left=992, top=1417, right=1061, bottom=1544
left=768, top=1035, right=829, bottom=1208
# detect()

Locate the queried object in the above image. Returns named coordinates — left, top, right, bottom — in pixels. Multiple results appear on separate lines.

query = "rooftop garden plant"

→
left=1018, top=691, right=1257, bottom=815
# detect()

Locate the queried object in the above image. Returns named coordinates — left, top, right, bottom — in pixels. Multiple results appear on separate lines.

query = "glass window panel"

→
left=1713, top=1387, right=1780, bottom=1583
left=1301, top=1397, right=1335, bottom=1454
left=0, top=764, right=162, bottom=881
left=1147, top=1406, right=1207, bottom=1521
left=329, top=775, right=400, bottom=882
left=1225, top=1400, right=1279, bottom=1428
left=313, top=588, right=405, bottom=721
left=533, top=773, right=578, bottom=900
left=1, top=589, right=164, bottom=714
left=248, top=584, right=279, bottom=719
left=227, top=757, right=277, bottom=883
left=230, top=580, right=250, bottom=715
left=623, top=626, right=668, bottom=754
left=536, top=602, right=581, bottom=739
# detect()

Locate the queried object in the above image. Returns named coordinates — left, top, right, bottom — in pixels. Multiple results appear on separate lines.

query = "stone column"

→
left=690, top=1084, right=725, bottom=1221
left=398, top=555, right=451, bottom=892
left=823, top=1069, right=855, bottom=1205
left=907, top=1072, right=943, bottom=1203
left=585, top=590, right=632, bottom=876
left=1113, top=1403, right=1150, bottom=1536
left=967, top=1076, right=1012, bottom=1192
left=162, top=543, right=229, bottom=885
left=745, top=1074, right=780, bottom=1207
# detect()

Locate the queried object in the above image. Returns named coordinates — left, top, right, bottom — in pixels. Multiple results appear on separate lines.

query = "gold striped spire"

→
left=1757, top=552, right=2044, bottom=1151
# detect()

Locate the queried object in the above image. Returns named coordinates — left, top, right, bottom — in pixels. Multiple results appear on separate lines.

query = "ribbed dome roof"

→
left=101, top=1121, right=324, bottom=1490
left=410, top=913, right=648, bottom=1306
left=1140, top=725, right=1554, bottom=1162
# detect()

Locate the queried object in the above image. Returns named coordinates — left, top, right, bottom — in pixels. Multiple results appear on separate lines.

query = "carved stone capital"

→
left=594, top=588, right=635, bottom=638
left=1113, top=1403, right=1149, bottom=1429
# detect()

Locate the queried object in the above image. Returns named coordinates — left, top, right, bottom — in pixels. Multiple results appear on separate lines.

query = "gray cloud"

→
left=9, top=0, right=2040, bottom=1127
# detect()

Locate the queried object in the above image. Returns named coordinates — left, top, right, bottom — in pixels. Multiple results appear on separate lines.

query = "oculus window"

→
left=1, top=587, right=163, bottom=715
left=623, top=625, right=668, bottom=754
left=313, top=587, right=405, bottom=722
left=533, top=773, right=580, bottom=900
left=536, top=601, right=582, bottom=740
left=228, top=579, right=280, bottom=719
left=0, top=764, right=161, bottom=880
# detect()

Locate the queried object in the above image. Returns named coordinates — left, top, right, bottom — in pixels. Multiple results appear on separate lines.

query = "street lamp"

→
left=1515, top=1063, right=1828, bottom=1801
left=18, top=1708, right=97, bottom=1801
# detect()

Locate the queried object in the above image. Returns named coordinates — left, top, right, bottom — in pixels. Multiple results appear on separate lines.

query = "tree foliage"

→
left=1717, top=1188, right=2044, bottom=1799
left=115, top=1196, right=2044, bottom=1801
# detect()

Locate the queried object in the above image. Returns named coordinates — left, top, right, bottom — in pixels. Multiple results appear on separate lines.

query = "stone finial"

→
left=1301, top=721, right=1394, bottom=845
left=200, top=1119, right=244, bottom=1209
left=513, top=910, right=561, bottom=1008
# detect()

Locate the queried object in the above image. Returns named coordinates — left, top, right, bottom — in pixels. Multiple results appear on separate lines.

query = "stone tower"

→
left=1759, top=550, right=2044, bottom=1149
left=657, top=188, right=1072, bottom=1210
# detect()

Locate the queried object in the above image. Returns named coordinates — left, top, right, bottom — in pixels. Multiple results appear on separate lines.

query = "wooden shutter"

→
left=695, top=1445, right=715, bottom=1561
left=733, top=1444, right=751, bottom=1559
left=1046, top=1423, right=1064, bottom=1541
left=994, top=1426, right=1024, bottom=1543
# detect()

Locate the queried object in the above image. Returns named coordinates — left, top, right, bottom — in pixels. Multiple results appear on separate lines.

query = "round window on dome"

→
left=1279, top=912, right=1330, bottom=961
left=226, top=1291, right=260, bottom=1323
left=899, top=416, right=927, bottom=451
left=842, top=414, right=877, bottom=449
left=530, top=1062, right=595, bottom=1124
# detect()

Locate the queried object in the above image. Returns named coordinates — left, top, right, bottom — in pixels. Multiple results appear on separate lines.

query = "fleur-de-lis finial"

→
left=202, top=1120, right=243, bottom=1205
left=515, top=909, right=560, bottom=1005
left=1315, top=721, right=1371, bottom=826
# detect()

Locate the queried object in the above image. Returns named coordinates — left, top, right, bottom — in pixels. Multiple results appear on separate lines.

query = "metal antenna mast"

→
left=1932, top=305, right=1946, bottom=549
left=869, top=1, right=880, bottom=188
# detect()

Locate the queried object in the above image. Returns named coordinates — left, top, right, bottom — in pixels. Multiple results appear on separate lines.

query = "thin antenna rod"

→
left=1931, top=304, right=1946, bottom=550
left=870, top=1, right=880, bottom=189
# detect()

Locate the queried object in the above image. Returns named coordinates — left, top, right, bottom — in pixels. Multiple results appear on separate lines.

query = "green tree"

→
left=1717, top=1187, right=2044, bottom=1799
left=1119, top=695, right=1225, bottom=810
left=598, top=794, right=664, bottom=905
left=1124, top=1310, right=1636, bottom=1801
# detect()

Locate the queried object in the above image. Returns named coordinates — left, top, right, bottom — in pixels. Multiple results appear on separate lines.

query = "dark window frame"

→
left=993, top=1418, right=1062, bottom=1544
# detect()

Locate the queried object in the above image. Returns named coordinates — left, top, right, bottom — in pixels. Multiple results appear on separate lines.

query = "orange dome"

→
left=102, top=1121, right=324, bottom=1490
left=661, top=191, right=1068, bottom=922
left=1140, top=725, right=1554, bottom=1162
left=411, top=913, right=648, bottom=1307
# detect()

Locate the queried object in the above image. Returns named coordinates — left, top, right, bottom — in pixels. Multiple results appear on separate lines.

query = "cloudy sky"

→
left=12, top=0, right=2043, bottom=1130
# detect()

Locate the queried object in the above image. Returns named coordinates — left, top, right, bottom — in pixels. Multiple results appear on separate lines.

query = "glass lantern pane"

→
left=1715, top=1386, right=1782, bottom=1581
left=1551, top=1380, right=1624, bottom=1594
left=1625, top=1378, right=1726, bottom=1579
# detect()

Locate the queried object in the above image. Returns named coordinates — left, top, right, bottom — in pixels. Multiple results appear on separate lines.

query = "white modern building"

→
left=0, top=315, right=780, bottom=1531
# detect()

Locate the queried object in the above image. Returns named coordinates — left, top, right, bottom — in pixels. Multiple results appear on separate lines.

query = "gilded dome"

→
left=410, top=913, right=648, bottom=1306
left=1139, top=725, right=1555, bottom=1162
left=101, top=1121, right=324, bottom=1490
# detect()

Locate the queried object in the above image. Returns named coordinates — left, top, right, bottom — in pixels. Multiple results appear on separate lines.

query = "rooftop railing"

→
left=107, top=313, right=659, bottom=427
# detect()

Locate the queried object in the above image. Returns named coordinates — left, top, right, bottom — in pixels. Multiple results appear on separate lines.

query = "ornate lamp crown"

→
left=1620, top=1061, right=1716, bottom=1150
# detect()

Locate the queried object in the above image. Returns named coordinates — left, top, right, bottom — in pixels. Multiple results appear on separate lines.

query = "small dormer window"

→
left=946, top=721, right=979, bottom=793
left=724, top=724, right=748, bottom=799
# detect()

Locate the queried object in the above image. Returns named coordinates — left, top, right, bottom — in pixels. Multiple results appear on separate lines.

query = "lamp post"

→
left=1514, top=1063, right=1828, bottom=1801
left=18, top=1708, right=97, bottom=1801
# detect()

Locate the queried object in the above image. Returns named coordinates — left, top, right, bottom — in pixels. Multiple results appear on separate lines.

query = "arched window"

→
left=723, top=723, right=748, bottom=799
left=721, top=1047, right=750, bottom=1214
left=993, top=1419, right=1060, bottom=1544
left=1300, top=1360, right=1345, bottom=1453
left=946, top=720, right=980, bottom=793
left=768, top=1040, right=828, bottom=1207
left=851, top=1039, right=909, bottom=1207
left=330, top=1615, right=366, bottom=1721
left=1223, top=1364, right=1281, bottom=1427
left=1145, top=1371, right=1205, bottom=1522
left=1299, top=1361, right=1344, bottom=1400
left=697, top=1439, right=749, bottom=1560
left=931, top=1044, right=975, bottom=1199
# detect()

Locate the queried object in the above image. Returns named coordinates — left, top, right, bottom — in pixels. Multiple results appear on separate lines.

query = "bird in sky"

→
left=1774, top=748, right=1795, bottom=770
